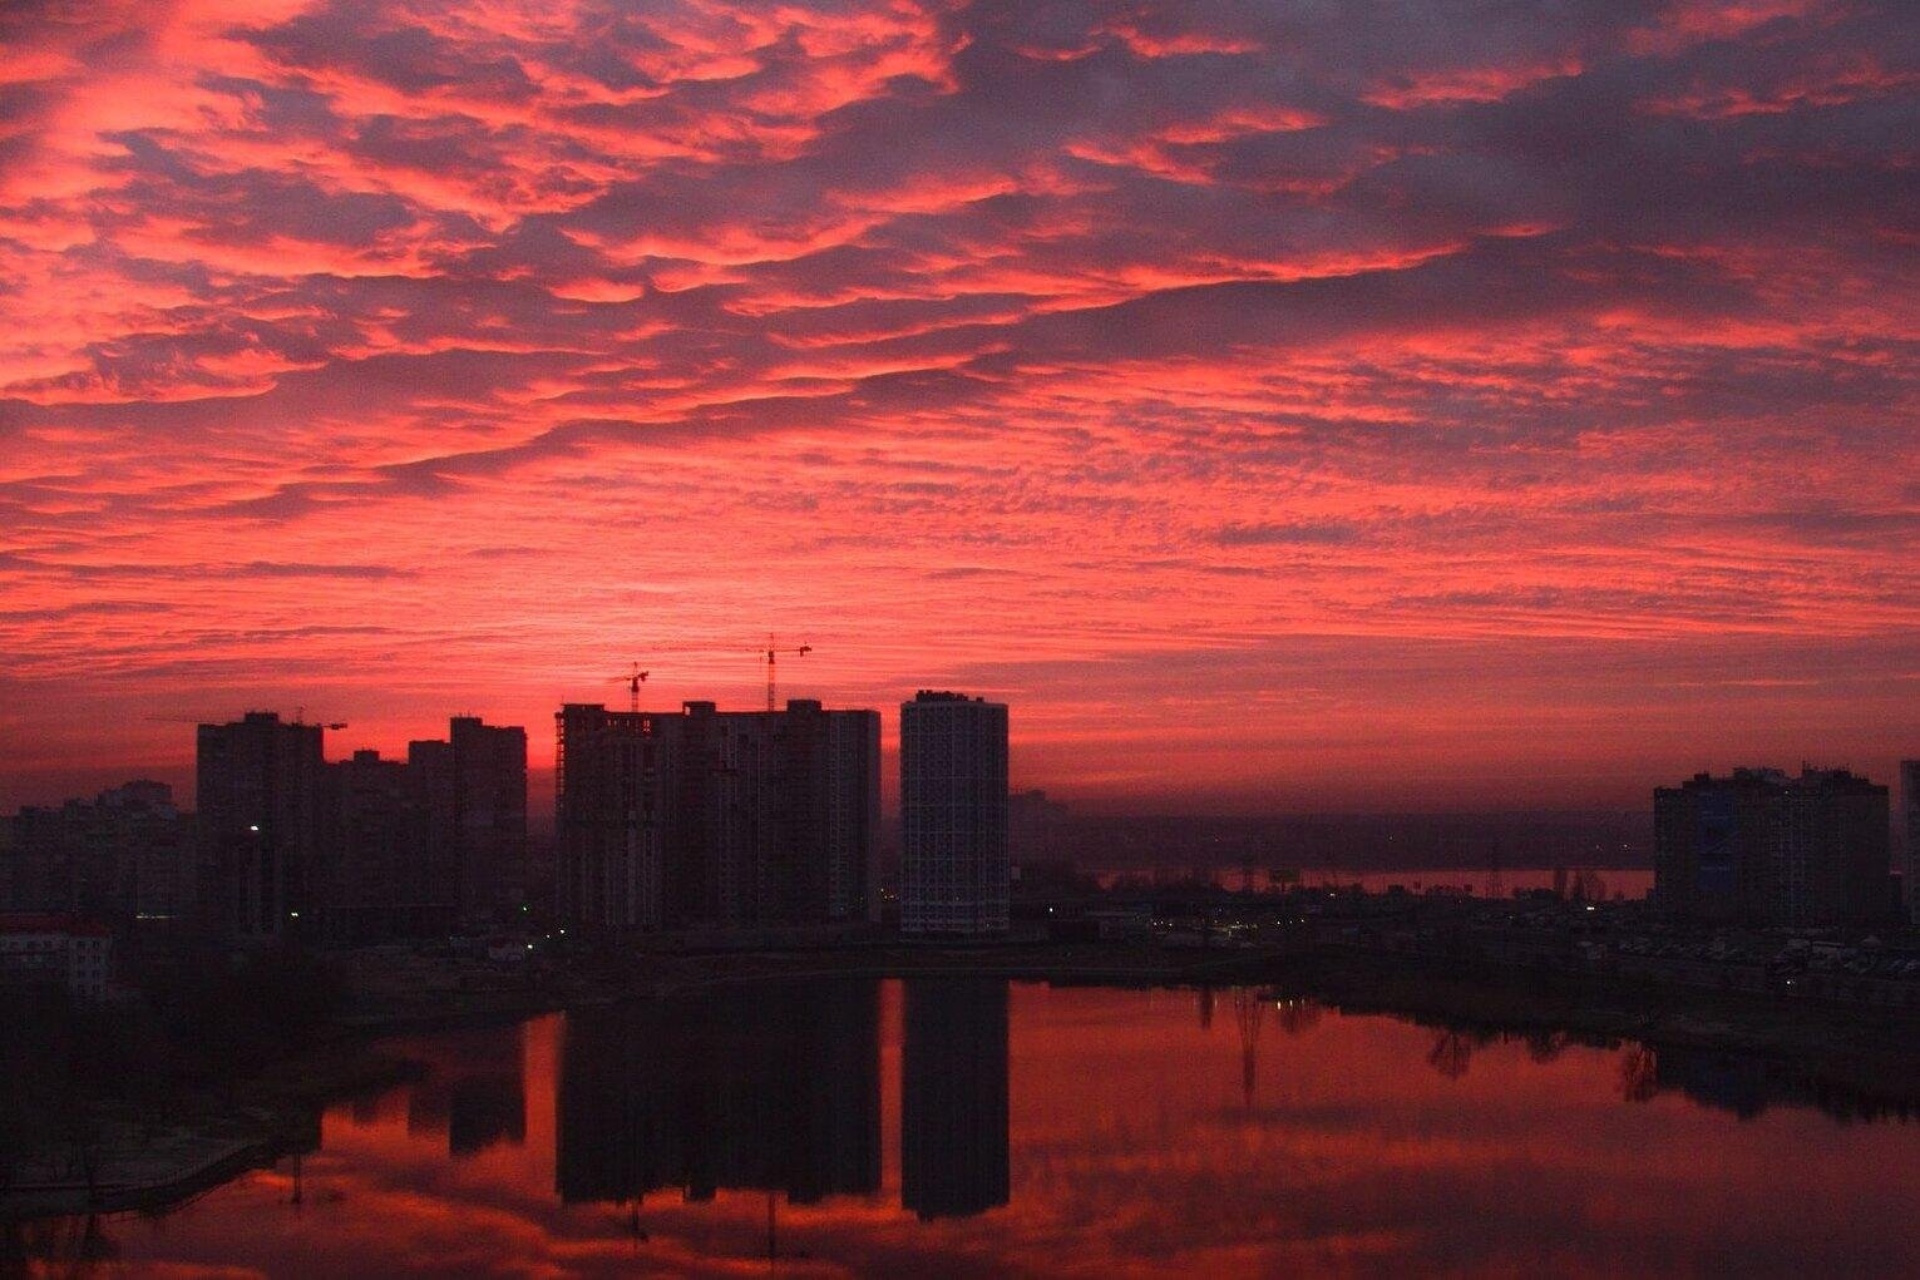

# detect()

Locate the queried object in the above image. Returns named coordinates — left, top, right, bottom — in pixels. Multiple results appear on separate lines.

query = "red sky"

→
left=2, top=0, right=1916, bottom=815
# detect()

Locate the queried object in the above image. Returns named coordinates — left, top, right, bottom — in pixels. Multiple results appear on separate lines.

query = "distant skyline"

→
left=3, top=1, right=1916, bottom=815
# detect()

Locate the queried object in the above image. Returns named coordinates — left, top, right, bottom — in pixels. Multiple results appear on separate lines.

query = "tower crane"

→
left=608, top=664, right=650, bottom=714
left=761, top=636, right=811, bottom=712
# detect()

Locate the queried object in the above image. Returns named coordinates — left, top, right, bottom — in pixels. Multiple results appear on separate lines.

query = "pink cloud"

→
left=1, top=0, right=1916, bottom=814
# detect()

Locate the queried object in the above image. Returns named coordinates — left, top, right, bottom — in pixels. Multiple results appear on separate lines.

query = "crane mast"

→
left=609, top=663, right=649, bottom=714
left=763, top=636, right=811, bottom=712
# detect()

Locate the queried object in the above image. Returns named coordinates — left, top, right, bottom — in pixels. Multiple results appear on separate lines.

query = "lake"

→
left=14, top=977, right=1920, bottom=1275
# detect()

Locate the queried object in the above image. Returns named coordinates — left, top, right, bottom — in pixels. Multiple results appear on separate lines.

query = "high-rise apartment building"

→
left=900, top=691, right=1009, bottom=936
left=1902, top=760, right=1919, bottom=924
left=1653, top=766, right=1891, bottom=926
left=196, top=712, right=326, bottom=940
left=410, top=717, right=529, bottom=925
left=196, top=711, right=527, bottom=943
left=554, top=703, right=672, bottom=932
left=556, top=700, right=880, bottom=934
left=1, top=781, right=194, bottom=921
left=325, top=748, right=417, bottom=945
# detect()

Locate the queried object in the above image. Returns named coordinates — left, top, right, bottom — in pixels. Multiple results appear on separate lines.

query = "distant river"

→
left=1088, top=865, right=1655, bottom=898
left=17, top=977, right=1918, bottom=1275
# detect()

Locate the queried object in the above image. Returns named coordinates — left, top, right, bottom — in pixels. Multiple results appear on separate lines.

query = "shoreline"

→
left=11, top=939, right=1920, bottom=1223
left=333, top=938, right=1920, bottom=1057
left=0, top=1043, right=420, bottom=1224
left=1, top=1138, right=273, bottom=1221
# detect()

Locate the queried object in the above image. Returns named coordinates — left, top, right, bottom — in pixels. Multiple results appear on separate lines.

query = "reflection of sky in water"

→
left=60, top=981, right=1920, bottom=1276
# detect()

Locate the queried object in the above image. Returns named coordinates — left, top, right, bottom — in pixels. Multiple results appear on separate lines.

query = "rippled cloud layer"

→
left=3, top=0, right=1915, bottom=809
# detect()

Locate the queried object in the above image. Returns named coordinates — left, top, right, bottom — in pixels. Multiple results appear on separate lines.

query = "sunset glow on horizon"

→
left=2, top=0, right=1916, bottom=815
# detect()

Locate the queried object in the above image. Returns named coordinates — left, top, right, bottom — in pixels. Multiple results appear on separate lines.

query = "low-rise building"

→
left=0, top=914, right=114, bottom=1000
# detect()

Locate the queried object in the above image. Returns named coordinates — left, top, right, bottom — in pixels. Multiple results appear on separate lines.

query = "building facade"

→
left=1903, top=760, right=1919, bottom=924
left=198, top=712, right=528, bottom=943
left=1653, top=766, right=1891, bottom=926
left=197, top=712, right=326, bottom=941
left=410, top=717, right=529, bottom=926
left=900, top=691, right=1009, bottom=936
left=324, top=749, right=422, bottom=946
left=556, top=700, right=881, bottom=934
left=1, top=781, right=194, bottom=922
left=0, top=914, right=113, bottom=1000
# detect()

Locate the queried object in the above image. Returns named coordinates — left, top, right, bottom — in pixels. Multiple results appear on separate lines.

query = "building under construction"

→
left=555, top=699, right=881, bottom=934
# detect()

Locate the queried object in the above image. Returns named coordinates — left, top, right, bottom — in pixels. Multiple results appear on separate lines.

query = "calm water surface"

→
left=22, top=978, right=1920, bottom=1276
left=1089, top=867, right=1655, bottom=898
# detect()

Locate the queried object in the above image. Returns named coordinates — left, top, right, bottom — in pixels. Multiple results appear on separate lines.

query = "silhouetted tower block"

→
left=1902, top=760, right=1920, bottom=924
left=901, top=692, right=1010, bottom=936
left=409, top=718, right=528, bottom=927
left=3, top=781, right=193, bottom=920
left=555, top=701, right=878, bottom=934
left=1655, top=766, right=1890, bottom=925
left=405, top=738, right=461, bottom=932
left=196, top=712, right=324, bottom=940
left=782, top=700, right=883, bottom=926
left=555, top=705, right=674, bottom=932
left=326, top=749, right=418, bottom=945
left=902, top=978, right=1010, bottom=1220
left=453, top=716, right=529, bottom=920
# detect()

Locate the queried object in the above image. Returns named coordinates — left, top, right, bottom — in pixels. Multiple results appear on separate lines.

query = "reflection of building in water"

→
left=901, top=978, right=1010, bottom=1220
left=1234, top=988, right=1265, bottom=1108
left=1426, top=1029, right=1477, bottom=1080
left=1275, top=999, right=1323, bottom=1037
left=556, top=980, right=880, bottom=1206
left=1618, top=1045, right=1659, bottom=1102
left=1648, top=1045, right=1918, bottom=1123
left=401, top=1024, right=527, bottom=1158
